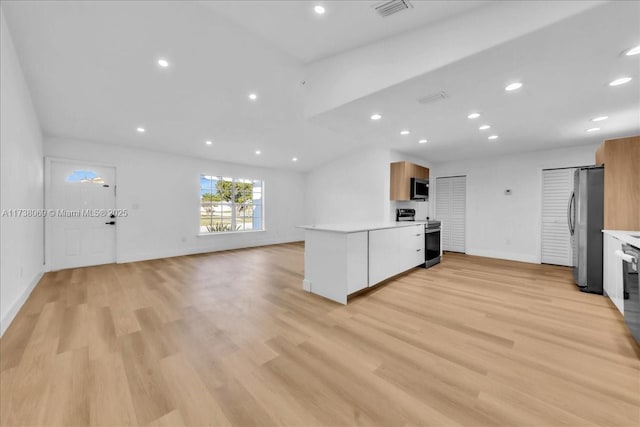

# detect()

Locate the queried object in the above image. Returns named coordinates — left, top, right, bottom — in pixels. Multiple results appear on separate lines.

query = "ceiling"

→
left=311, top=1, right=640, bottom=163
left=1, top=0, right=360, bottom=171
left=1, top=1, right=639, bottom=171
left=200, top=0, right=492, bottom=64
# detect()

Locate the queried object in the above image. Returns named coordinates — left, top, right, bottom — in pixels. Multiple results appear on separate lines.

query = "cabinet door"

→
left=369, top=228, right=400, bottom=286
left=346, top=232, right=369, bottom=294
left=398, top=225, right=424, bottom=271
left=603, top=233, right=624, bottom=313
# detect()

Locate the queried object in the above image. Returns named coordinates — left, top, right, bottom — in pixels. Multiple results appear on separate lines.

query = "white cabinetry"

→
left=369, top=224, right=424, bottom=286
left=399, top=224, right=426, bottom=272
left=302, top=223, right=427, bottom=304
left=304, top=230, right=368, bottom=304
left=603, top=232, right=624, bottom=314
left=369, top=227, right=398, bottom=285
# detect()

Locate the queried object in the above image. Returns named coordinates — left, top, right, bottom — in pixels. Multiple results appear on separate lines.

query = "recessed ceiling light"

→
left=157, top=58, right=169, bottom=68
left=314, top=5, right=325, bottom=15
left=609, top=77, right=632, bottom=86
left=248, top=93, right=258, bottom=101
left=625, top=45, right=640, bottom=56
left=136, top=127, right=145, bottom=133
left=255, top=150, right=261, bottom=155
left=488, top=135, right=499, bottom=140
left=400, top=130, right=410, bottom=135
left=505, top=82, right=523, bottom=91
left=479, top=125, right=491, bottom=130
left=418, top=139, right=427, bottom=144
left=292, top=157, right=298, bottom=162
left=586, top=127, right=600, bottom=132
left=592, top=116, right=608, bottom=122
left=467, top=113, right=480, bottom=119
left=370, top=113, right=382, bottom=120
left=205, top=140, right=213, bottom=145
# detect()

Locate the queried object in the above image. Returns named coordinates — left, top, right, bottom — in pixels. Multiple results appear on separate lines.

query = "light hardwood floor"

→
left=1, top=243, right=639, bottom=426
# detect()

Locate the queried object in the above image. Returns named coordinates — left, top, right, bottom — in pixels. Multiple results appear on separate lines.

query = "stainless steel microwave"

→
left=410, top=178, right=429, bottom=200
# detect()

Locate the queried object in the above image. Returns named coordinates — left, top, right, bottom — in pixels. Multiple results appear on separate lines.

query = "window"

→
left=65, top=169, right=104, bottom=184
left=200, top=175, right=263, bottom=233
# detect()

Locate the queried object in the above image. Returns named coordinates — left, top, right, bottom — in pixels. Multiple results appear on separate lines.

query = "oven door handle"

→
left=425, top=228, right=440, bottom=234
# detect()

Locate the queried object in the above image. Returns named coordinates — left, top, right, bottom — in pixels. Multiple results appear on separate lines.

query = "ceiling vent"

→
left=373, top=0, right=413, bottom=18
left=417, top=91, right=447, bottom=105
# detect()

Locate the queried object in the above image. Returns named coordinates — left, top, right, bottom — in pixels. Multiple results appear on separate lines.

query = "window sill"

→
left=197, top=229, right=266, bottom=237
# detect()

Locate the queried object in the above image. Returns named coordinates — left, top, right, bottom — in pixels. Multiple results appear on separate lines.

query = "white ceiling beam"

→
left=303, top=0, right=607, bottom=118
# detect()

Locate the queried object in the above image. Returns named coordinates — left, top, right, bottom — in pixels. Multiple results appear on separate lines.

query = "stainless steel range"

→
left=424, top=220, right=441, bottom=268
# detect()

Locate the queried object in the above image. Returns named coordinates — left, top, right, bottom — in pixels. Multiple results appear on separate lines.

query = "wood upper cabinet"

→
left=390, top=161, right=429, bottom=200
left=596, top=135, right=640, bottom=230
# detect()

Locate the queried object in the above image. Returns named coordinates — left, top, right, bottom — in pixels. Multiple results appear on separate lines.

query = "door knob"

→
left=105, top=221, right=116, bottom=225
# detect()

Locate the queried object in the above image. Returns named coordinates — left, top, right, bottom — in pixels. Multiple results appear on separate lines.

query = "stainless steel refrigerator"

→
left=568, top=166, right=604, bottom=294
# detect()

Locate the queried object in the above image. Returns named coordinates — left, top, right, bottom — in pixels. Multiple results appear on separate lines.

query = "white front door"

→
left=47, top=160, right=116, bottom=270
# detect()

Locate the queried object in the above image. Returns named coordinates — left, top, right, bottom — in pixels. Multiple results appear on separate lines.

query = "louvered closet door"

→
left=541, top=168, right=575, bottom=266
left=436, top=176, right=466, bottom=253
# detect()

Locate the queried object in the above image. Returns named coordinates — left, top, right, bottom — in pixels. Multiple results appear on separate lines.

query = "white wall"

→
left=306, top=147, right=391, bottom=225
left=431, top=144, right=599, bottom=263
left=45, top=137, right=306, bottom=264
left=0, top=9, right=45, bottom=336
left=305, top=146, right=432, bottom=225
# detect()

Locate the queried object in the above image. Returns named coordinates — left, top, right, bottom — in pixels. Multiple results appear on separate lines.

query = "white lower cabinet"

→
left=399, top=223, right=425, bottom=272
left=304, top=230, right=368, bottom=304
left=346, top=232, right=369, bottom=295
left=603, top=233, right=624, bottom=314
left=369, top=224, right=424, bottom=286
left=303, top=224, right=426, bottom=304
left=369, top=227, right=400, bottom=285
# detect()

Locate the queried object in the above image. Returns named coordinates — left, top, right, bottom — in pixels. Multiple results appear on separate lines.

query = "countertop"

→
left=298, top=221, right=428, bottom=233
left=603, top=230, right=640, bottom=248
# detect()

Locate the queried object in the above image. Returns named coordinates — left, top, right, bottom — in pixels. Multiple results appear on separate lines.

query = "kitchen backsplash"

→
left=392, top=200, right=429, bottom=220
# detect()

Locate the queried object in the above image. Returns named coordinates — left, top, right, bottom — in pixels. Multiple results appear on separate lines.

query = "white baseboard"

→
left=465, top=248, right=540, bottom=264
left=0, top=270, right=43, bottom=337
left=116, top=238, right=304, bottom=265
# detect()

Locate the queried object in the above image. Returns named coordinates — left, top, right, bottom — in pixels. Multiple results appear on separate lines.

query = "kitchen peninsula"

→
left=299, top=222, right=427, bottom=303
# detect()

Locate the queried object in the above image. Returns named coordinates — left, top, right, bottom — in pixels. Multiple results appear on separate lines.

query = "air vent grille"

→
left=374, top=0, right=413, bottom=18
left=417, top=91, right=447, bottom=104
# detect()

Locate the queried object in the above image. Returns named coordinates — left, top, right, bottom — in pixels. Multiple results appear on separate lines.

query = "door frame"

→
left=44, top=157, right=119, bottom=271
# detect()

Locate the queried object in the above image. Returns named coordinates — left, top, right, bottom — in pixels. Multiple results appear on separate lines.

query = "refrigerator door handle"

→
left=567, top=191, right=575, bottom=236
left=615, top=250, right=637, bottom=264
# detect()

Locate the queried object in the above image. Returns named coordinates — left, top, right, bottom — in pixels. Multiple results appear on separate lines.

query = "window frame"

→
left=198, top=174, right=265, bottom=235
